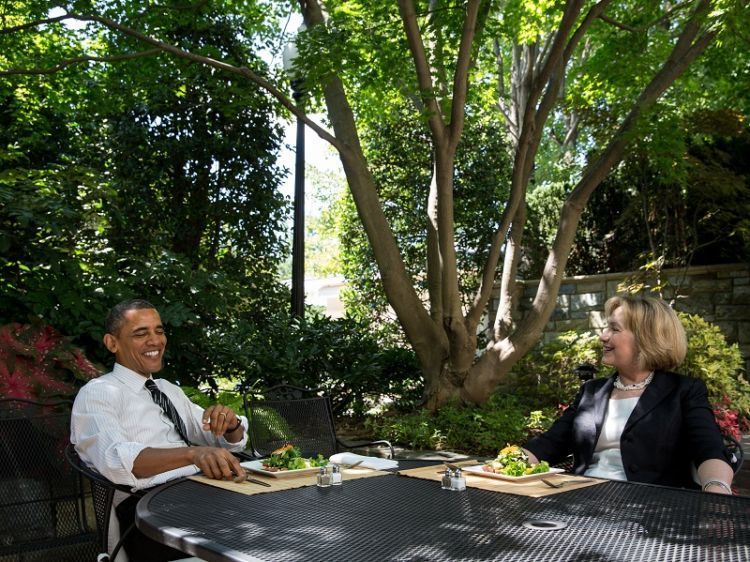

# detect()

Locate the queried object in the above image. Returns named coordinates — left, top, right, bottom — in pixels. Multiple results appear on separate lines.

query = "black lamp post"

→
left=283, top=28, right=306, bottom=319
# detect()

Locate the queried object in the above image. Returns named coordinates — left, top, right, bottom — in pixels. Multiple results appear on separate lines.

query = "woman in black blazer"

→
left=524, top=295, right=734, bottom=494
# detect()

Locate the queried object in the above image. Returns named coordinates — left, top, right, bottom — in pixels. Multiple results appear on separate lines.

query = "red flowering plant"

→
left=0, top=323, right=101, bottom=401
left=712, top=395, right=746, bottom=441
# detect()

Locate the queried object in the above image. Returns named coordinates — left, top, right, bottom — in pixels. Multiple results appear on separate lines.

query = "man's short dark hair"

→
left=105, top=299, right=157, bottom=336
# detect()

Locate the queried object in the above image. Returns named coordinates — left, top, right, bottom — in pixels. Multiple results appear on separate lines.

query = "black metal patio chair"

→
left=725, top=433, right=744, bottom=474
left=64, top=443, right=145, bottom=562
left=0, top=398, right=98, bottom=561
left=242, top=384, right=394, bottom=459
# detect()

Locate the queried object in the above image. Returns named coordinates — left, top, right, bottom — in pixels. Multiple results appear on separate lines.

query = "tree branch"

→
left=448, top=0, right=481, bottom=149
left=0, top=14, right=70, bottom=34
left=597, top=1, right=694, bottom=34
left=511, top=0, right=718, bottom=351
left=0, top=49, right=162, bottom=76
left=49, top=12, right=342, bottom=152
left=398, top=0, right=447, bottom=145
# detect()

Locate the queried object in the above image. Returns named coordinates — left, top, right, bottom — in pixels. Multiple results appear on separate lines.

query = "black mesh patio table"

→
left=136, top=473, right=750, bottom=562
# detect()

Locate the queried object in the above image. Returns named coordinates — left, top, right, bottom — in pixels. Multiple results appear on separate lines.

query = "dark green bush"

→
left=503, top=331, right=601, bottom=410
left=503, top=312, right=749, bottom=418
left=373, top=310, right=748, bottom=454
left=680, top=312, right=749, bottom=417
left=368, top=394, right=555, bottom=456
left=224, top=312, right=423, bottom=419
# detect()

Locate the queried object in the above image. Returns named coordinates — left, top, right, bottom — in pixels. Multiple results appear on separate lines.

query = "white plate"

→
left=463, top=464, right=565, bottom=482
left=240, top=459, right=323, bottom=479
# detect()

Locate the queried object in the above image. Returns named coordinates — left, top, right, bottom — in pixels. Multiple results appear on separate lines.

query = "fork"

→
left=541, top=478, right=593, bottom=488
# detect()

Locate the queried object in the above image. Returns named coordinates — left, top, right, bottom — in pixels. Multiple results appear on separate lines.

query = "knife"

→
left=233, top=473, right=273, bottom=487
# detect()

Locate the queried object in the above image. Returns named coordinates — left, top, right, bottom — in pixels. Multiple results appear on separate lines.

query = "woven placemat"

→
left=398, top=463, right=605, bottom=497
left=189, top=465, right=391, bottom=496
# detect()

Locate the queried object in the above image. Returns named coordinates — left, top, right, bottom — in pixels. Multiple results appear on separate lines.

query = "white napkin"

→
left=329, top=452, right=398, bottom=471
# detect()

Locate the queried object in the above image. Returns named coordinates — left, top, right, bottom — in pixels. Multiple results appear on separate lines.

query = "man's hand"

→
left=133, top=446, right=243, bottom=479
left=191, top=446, right=245, bottom=480
left=202, top=405, right=242, bottom=437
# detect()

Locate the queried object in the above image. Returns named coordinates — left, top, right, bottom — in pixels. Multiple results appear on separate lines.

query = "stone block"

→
left=606, top=280, right=621, bottom=296
left=715, top=322, right=738, bottom=341
left=738, top=322, right=750, bottom=344
left=574, top=282, right=604, bottom=294
left=714, top=291, right=733, bottom=305
left=678, top=295, right=715, bottom=318
left=558, top=283, right=576, bottom=295
left=589, top=310, right=607, bottom=329
left=732, top=285, right=750, bottom=305
left=693, top=279, right=732, bottom=292
left=551, top=307, right=567, bottom=321
left=715, top=305, right=750, bottom=321
left=543, top=332, right=559, bottom=344
left=555, top=318, right=590, bottom=332
left=571, top=292, right=603, bottom=311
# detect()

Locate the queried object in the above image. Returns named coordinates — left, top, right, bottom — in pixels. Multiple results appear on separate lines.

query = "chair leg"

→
left=110, top=521, right=137, bottom=562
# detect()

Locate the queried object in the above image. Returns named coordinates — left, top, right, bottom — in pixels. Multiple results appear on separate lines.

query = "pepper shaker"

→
left=441, top=468, right=452, bottom=490
left=317, top=466, right=331, bottom=487
left=331, top=464, right=342, bottom=486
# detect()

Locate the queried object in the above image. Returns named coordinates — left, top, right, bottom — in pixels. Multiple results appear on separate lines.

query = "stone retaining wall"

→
left=507, top=263, right=750, bottom=371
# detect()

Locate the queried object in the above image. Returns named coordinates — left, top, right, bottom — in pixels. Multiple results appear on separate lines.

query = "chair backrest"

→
left=724, top=433, right=744, bottom=475
left=65, top=442, right=146, bottom=561
left=65, top=443, right=116, bottom=554
left=243, top=384, right=339, bottom=458
left=0, top=398, right=97, bottom=558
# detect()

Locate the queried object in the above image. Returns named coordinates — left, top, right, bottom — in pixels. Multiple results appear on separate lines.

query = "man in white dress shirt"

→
left=71, top=298, right=249, bottom=561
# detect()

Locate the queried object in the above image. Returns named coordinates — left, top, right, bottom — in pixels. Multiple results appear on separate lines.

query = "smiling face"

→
left=103, top=307, right=166, bottom=377
left=600, top=306, right=639, bottom=373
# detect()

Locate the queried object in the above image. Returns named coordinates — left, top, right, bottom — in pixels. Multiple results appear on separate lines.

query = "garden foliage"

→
left=199, top=311, right=424, bottom=418
left=0, top=322, right=100, bottom=401
left=372, top=311, right=748, bottom=453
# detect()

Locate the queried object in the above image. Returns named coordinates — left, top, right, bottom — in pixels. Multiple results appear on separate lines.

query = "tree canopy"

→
left=0, top=0, right=291, bottom=386
left=1, top=0, right=747, bottom=406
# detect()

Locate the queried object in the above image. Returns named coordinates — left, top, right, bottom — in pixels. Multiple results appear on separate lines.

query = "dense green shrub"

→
left=368, top=394, right=555, bottom=456
left=680, top=313, right=749, bottom=419
left=224, top=312, right=423, bottom=419
left=503, top=331, right=602, bottom=409
left=504, top=312, right=749, bottom=436
left=373, top=310, right=748, bottom=453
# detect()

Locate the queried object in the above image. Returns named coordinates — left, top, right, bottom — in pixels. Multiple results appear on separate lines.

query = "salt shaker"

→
left=317, top=466, right=331, bottom=487
left=441, top=468, right=452, bottom=490
left=331, top=464, right=342, bottom=486
left=451, top=468, right=466, bottom=491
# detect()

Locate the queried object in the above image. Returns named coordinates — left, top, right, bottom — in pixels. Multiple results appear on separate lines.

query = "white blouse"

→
left=584, top=397, right=639, bottom=481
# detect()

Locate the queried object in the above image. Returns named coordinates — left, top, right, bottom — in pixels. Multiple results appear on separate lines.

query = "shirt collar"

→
left=112, top=362, right=154, bottom=392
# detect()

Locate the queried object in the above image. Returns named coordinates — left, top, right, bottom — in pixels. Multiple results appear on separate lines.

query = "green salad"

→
left=483, top=444, right=550, bottom=477
left=262, top=444, right=327, bottom=471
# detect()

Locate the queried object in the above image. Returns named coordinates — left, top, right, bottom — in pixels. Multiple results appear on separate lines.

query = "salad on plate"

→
left=482, top=444, right=550, bottom=477
left=261, top=444, right=327, bottom=472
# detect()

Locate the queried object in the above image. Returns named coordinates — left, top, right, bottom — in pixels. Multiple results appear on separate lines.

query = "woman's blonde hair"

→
left=605, top=295, right=687, bottom=371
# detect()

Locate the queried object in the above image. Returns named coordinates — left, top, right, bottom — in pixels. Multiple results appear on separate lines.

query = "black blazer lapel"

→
left=623, top=370, right=677, bottom=432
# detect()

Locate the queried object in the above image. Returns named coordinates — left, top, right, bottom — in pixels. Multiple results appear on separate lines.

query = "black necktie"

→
left=145, top=379, right=191, bottom=445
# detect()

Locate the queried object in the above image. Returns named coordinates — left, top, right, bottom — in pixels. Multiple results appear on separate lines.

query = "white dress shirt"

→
left=71, top=362, right=248, bottom=490
left=584, top=397, right=639, bottom=481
